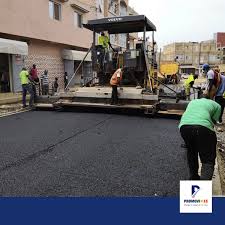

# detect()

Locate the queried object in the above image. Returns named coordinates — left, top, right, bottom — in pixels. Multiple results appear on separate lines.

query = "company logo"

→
left=192, top=185, right=200, bottom=198
left=180, top=181, right=212, bottom=213
left=108, top=18, right=123, bottom=22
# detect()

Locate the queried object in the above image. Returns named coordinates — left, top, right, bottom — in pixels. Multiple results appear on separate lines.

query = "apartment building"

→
left=215, top=32, right=225, bottom=64
left=104, top=0, right=129, bottom=48
left=0, top=0, right=135, bottom=93
left=161, top=40, right=220, bottom=74
left=0, top=0, right=99, bottom=93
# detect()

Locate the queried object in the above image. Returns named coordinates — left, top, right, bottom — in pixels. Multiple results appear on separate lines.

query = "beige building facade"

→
left=161, top=41, right=221, bottom=74
left=104, top=0, right=129, bottom=48
left=0, top=0, right=135, bottom=93
left=0, top=0, right=98, bottom=93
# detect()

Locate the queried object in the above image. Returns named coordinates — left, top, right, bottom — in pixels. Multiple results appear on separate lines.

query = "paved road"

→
left=0, top=111, right=188, bottom=197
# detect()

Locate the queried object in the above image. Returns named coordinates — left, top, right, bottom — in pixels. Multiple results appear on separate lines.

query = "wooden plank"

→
left=35, top=103, right=54, bottom=108
left=58, top=101, right=155, bottom=110
left=157, top=110, right=184, bottom=116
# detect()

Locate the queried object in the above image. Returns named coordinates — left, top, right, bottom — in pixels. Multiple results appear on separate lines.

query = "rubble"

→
left=0, top=104, right=23, bottom=116
left=216, top=123, right=225, bottom=195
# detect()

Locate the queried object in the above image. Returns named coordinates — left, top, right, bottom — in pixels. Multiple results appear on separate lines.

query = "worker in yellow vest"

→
left=19, top=67, right=34, bottom=108
left=110, top=68, right=123, bottom=105
left=185, top=73, right=198, bottom=100
left=98, top=32, right=114, bottom=50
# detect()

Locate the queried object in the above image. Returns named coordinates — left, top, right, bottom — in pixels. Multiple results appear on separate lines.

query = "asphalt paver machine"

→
left=41, top=15, right=186, bottom=115
left=82, top=15, right=157, bottom=90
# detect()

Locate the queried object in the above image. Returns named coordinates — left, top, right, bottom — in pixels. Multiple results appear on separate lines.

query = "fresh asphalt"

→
left=0, top=110, right=188, bottom=197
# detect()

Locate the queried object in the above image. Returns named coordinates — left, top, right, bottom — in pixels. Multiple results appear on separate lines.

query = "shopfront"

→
left=0, top=38, right=28, bottom=93
left=62, top=49, right=92, bottom=87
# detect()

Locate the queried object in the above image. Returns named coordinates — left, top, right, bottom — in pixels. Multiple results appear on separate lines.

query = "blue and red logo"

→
left=192, top=185, right=200, bottom=198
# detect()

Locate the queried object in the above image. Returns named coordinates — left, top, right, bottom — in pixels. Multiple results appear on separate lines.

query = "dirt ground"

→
left=216, top=125, right=225, bottom=195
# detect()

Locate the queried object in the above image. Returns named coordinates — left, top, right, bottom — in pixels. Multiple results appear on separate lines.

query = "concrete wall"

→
left=162, top=41, right=220, bottom=66
left=0, top=0, right=96, bottom=49
left=24, top=39, right=65, bottom=90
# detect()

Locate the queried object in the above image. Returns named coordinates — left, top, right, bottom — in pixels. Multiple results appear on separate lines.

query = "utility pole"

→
left=198, top=42, right=202, bottom=75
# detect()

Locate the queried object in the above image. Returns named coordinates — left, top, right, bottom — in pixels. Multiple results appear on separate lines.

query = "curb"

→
left=0, top=109, right=31, bottom=118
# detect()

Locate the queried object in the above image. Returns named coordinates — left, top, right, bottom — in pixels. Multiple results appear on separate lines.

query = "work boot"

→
left=200, top=163, right=215, bottom=180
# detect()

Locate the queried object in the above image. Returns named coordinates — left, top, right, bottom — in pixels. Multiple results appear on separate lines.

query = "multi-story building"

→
left=104, top=0, right=129, bottom=48
left=214, top=32, right=225, bottom=64
left=0, top=0, right=136, bottom=94
left=0, top=0, right=99, bottom=93
left=161, top=40, right=221, bottom=74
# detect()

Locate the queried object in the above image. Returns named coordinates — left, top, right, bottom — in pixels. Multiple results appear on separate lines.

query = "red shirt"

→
left=30, top=68, right=38, bottom=80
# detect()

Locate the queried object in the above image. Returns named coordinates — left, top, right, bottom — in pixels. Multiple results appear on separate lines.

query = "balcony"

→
left=70, top=2, right=89, bottom=13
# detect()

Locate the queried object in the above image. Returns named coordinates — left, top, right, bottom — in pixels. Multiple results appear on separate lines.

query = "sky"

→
left=129, top=0, right=225, bottom=48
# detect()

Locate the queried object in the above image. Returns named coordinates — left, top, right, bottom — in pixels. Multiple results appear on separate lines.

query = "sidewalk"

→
left=0, top=93, right=27, bottom=116
left=0, top=93, right=24, bottom=105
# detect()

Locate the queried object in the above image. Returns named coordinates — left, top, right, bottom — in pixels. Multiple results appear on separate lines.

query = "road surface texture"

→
left=0, top=111, right=188, bottom=197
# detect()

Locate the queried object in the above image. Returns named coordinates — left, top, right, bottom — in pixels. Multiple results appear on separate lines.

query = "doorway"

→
left=0, top=53, right=11, bottom=93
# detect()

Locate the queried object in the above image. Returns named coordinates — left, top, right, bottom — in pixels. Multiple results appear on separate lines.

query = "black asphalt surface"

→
left=0, top=111, right=188, bottom=197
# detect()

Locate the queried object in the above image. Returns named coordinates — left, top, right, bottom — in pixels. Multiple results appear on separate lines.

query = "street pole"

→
left=65, top=47, right=92, bottom=91
left=198, top=42, right=202, bottom=75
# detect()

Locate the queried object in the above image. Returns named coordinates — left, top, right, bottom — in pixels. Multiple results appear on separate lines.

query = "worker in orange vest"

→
left=110, top=68, right=123, bottom=105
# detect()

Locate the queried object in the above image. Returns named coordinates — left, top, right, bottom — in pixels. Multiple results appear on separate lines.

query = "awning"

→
left=83, top=15, right=157, bottom=34
left=0, top=38, right=28, bottom=55
left=62, top=49, right=92, bottom=61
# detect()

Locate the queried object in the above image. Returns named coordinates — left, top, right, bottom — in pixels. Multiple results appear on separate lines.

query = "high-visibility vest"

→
left=98, top=35, right=109, bottom=49
left=19, top=70, right=29, bottom=85
left=185, top=74, right=195, bottom=89
left=110, top=69, right=122, bottom=86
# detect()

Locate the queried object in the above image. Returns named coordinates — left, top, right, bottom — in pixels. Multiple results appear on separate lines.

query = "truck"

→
left=160, top=62, right=180, bottom=84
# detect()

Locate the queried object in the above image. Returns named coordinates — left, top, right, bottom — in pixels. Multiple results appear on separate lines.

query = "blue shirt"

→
left=216, top=75, right=225, bottom=96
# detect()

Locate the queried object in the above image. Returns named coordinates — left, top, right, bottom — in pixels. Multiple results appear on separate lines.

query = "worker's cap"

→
left=202, top=64, right=210, bottom=71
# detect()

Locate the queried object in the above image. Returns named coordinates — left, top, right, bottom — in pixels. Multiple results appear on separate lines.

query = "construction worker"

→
left=110, top=68, right=123, bottom=105
left=19, top=67, right=34, bottom=108
left=184, top=73, right=198, bottom=100
left=98, top=32, right=112, bottom=50
left=203, top=64, right=221, bottom=99
left=179, top=95, right=221, bottom=180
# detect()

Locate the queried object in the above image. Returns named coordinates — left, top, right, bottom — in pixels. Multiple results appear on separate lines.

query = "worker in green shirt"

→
left=179, top=96, right=221, bottom=180
left=19, top=67, right=34, bottom=108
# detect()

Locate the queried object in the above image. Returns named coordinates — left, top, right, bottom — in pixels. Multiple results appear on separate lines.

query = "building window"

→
left=49, top=1, right=61, bottom=21
left=74, top=12, right=83, bottom=28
